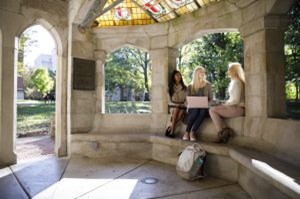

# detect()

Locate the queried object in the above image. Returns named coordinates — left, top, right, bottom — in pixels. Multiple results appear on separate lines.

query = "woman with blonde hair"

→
left=209, top=62, right=245, bottom=143
left=183, top=66, right=213, bottom=141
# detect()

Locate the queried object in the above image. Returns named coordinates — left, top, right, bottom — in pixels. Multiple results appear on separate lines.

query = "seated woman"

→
left=165, top=70, right=187, bottom=138
left=209, top=62, right=245, bottom=143
left=183, top=66, right=213, bottom=141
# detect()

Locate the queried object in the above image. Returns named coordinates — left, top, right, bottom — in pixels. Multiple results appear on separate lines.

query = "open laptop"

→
left=186, top=96, right=209, bottom=108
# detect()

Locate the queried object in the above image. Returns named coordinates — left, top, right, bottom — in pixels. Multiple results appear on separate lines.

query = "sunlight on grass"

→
left=17, top=102, right=55, bottom=136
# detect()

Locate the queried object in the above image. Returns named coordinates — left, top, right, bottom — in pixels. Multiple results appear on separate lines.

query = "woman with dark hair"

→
left=165, top=70, right=187, bottom=138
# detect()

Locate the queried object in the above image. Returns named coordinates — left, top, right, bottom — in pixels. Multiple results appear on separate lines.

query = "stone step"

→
left=230, top=147, right=300, bottom=199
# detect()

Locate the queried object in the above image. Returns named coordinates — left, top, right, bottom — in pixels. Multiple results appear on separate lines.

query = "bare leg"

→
left=170, top=107, right=180, bottom=134
left=170, top=108, right=186, bottom=134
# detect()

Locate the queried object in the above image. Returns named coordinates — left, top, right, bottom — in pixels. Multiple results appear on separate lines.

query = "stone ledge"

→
left=150, top=135, right=230, bottom=156
left=229, top=147, right=300, bottom=199
left=72, top=133, right=150, bottom=142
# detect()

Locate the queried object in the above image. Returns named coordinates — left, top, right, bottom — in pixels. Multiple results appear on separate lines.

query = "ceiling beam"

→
left=78, top=0, right=108, bottom=33
left=96, top=0, right=124, bottom=18
left=78, top=0, right=124, bottom=33
left=193, top=0, right=201, bottom=8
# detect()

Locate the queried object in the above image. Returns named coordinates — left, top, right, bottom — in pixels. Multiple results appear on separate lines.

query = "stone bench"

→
left=229, top=147, right=300, bottom=199
left=71, top=132, right=300, bottom=199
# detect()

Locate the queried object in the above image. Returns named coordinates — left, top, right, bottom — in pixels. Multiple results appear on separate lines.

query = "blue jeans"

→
left=186, top=108, right=208, bottom=133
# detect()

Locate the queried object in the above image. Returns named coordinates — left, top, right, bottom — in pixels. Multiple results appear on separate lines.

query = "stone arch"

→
left=174, top=28, right=239, bottom=49
left=106, top=43, right=150, bottom=54
left=15, top=18, right=66, bottom=157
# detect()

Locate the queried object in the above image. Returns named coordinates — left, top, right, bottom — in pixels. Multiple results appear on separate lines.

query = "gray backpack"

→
left=176, top=143, right=206, bottom=180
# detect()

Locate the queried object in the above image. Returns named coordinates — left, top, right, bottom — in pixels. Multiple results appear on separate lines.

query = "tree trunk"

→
left=143, top=52, right=150, bottom=101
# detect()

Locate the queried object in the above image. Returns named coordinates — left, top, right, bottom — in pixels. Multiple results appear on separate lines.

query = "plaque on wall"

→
left=73, top=58, right=96, bottom=90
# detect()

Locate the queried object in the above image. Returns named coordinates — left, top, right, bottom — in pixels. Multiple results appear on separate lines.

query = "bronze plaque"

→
left=73, top=58, right=96, bottom=90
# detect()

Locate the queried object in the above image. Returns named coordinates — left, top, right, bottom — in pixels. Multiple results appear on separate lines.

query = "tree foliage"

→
left=105, top=46, right=151, bottom=101
left=18, top=30, right=37, bottom=76
left=31, top=68, right=54, bottom=96
left=285, top=1, right=300, bottom=101
left=179, top=32, right=243, bottom=99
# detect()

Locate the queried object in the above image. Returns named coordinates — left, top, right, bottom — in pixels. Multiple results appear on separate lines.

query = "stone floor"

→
left=0, top=155, right=252, bottom=199
left=16, top=135, right=55, bottom=163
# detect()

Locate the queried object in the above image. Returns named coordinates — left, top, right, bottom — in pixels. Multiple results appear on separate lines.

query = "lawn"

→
left=17, top=100, right=151, bottom=136
left=286, top=101, right=300, bottom=119
left=105, top=101, right=151, bottom=114
left=17, top=101, right=55, bottom=136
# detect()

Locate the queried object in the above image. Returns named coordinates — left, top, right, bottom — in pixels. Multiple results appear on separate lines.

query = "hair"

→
left=228, top=62, right=245, bottom=83
left=191, top=66, right=207, bottom=94
left=169, top=70, right=186, bottom=97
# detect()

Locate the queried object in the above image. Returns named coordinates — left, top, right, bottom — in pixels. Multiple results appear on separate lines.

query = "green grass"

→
left=105, top=101, right=151, bottom=114
left=16, top=100, right=151, bottom=135
left=17, top=101, right=55, bottom=136
left=286, top=101, right=300, bottom=119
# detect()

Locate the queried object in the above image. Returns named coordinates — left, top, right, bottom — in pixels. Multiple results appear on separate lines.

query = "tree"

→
left=31, top=68, right=54, bottom=96
left=105, top=46, right=151, bottom=101
left=179, top=32, right=243, bottom=99
left=285, top=1, right=300, bottom=101
left=18, top=30, right=37, bottom=76
left=120, top=47, right=151, bottom=101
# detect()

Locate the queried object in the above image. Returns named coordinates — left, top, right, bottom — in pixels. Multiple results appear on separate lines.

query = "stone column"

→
left=0, top=32, right=17, bottom=165
left=149, top=47, right=179, bottom=133
left=94, top=50, right=107, bottom=114
left=91, top=50, right=107, bottom=131
left=241, top=15, right=290, bottom=118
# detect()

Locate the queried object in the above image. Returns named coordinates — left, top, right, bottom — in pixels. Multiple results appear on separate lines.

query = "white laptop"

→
left=186, top=96, right=209, bottom=108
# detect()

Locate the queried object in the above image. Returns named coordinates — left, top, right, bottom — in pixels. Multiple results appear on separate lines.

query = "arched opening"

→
left=177, top=32, right=243, bottom=101
left=284, top=1, right=300, bottom=120
left=15, top=25, right=57, bottom=162
left=104, top=45, right=152, bottom=114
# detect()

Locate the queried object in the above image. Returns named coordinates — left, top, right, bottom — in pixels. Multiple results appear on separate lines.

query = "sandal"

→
left=183, top=132, right=190, bottom=141
left=190, top=132, right=197, bottom=141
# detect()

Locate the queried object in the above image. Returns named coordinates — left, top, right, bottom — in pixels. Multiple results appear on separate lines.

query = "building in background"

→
left=34, top=49, right=56, bottom=72
left=17, top=77, right=24, bottom=99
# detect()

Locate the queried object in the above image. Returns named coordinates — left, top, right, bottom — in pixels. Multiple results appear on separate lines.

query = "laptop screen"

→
left=186, top=96, right=208, bottom=108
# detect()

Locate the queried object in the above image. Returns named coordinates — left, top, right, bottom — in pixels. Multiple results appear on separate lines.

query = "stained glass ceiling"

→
left=93, top=0, right=220, bottom=28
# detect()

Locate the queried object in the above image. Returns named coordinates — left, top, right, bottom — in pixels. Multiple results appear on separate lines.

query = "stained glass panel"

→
left=94, top=0, right=220, bottom=27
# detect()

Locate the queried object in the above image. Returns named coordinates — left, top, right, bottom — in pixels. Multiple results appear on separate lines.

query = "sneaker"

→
left=183, top=132, right=190, bottom=141
left=190, top=132, right=197, bottom=141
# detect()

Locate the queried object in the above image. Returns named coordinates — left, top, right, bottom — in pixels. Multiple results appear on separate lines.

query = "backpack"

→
left=176, top=143, right=206, bottom=180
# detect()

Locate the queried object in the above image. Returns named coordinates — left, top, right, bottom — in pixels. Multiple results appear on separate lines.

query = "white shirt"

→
left=225, top=79, right=245, bottom=107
